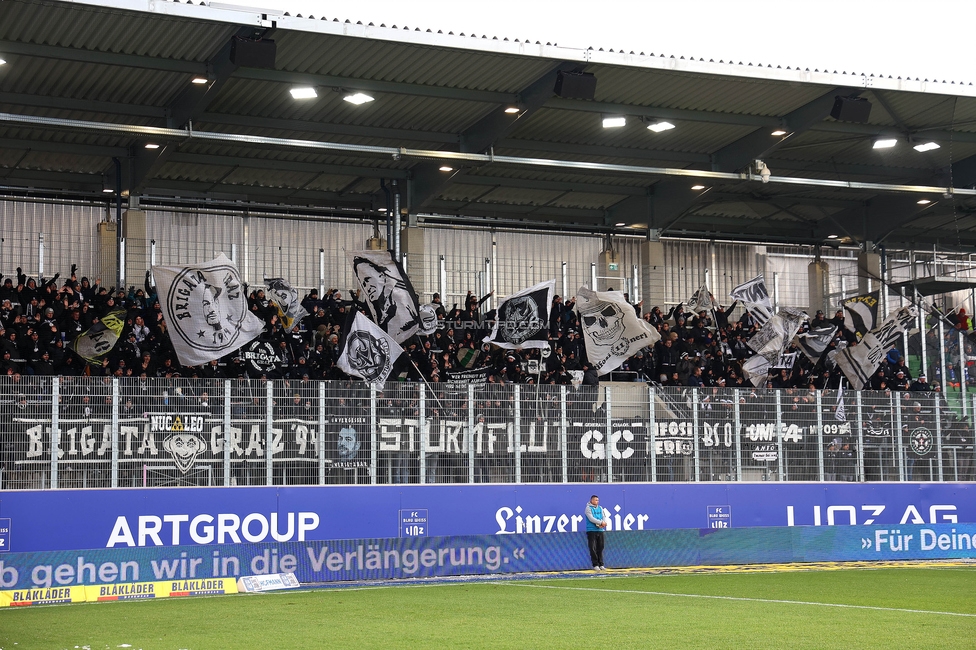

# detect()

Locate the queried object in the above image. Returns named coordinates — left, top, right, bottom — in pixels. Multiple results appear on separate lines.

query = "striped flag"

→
left=831, top=305, right=917, bottom=389
left=843, top=291, right=879, bottom=339
left=835, top=386, right=846, bottom=422
left=730, top=275, right=773, bottom=327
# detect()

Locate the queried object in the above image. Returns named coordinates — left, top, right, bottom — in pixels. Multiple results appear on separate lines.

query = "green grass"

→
left=1, top=566, right=974, bottom=649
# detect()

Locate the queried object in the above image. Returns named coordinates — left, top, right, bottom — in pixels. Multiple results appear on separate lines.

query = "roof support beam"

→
left=4, top=39, right=975, bottom=145
left=711, top=87, right=860, bottom=172
left=167, top=152, right=409, bottom=180
left=408, top=61, right=579, bottom=212
left=608, top=88, right=858, bottom=230
left=128, top=27, right=257, bottom=194
left=0, top=40, right=207, bottom=74
left=0, top=92, right=168, bottom=119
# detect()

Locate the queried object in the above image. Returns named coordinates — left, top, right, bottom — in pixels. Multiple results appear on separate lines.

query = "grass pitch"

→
left=1, top=564, right=974, bottom=649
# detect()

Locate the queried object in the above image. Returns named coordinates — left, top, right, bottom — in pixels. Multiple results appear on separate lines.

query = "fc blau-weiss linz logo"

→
left=151, top=414, right=208, bottom=474
left=166, top=265, right=247, bottom=352
left=346, top=330, right=390, bottom=382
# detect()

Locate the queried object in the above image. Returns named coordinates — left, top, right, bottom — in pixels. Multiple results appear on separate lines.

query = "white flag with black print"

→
left=747, top=306, right=808, bottom=364
left=794, top=324, right=839, bottom=363
left=730, top=275, right=774, bottom=327
left=350, top=250, right=421, bottom=344
left=153, top=253, right=265, bottom=366
left=843, top=291, right=879, bottom=339
left=484, top=279, right=554, bottom=350
left=264, top=277, right=309, bottom=330
left=741, top=354, right=772, bottom=387
left=830, top=305, right=917, bottom=389
left=575, top=286, right=661, bottom=375
left=687, top=283, right=717, bottom=314
left=337, top=311, right=404, bottom=385
left=835, top=386, right=847, bottom=422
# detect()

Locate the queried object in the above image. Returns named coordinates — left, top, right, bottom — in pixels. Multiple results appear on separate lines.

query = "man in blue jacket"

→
left=585, top=495, right=608, bottom=570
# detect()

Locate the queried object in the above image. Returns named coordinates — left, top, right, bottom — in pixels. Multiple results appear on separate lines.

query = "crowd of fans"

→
left=0, top=261, right=970, bottom=396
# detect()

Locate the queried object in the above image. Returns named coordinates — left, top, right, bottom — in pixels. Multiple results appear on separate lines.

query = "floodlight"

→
left=913, top=142, right=940, bottom=152
left=646, top=121, right=675, bottom=133
left=602, top=116, right=626, bottom=128
left=343, top=92, right=374, bottom=105
left=290, top=87, right=317, bottom=100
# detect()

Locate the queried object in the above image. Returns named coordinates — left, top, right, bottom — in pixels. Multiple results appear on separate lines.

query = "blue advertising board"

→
left=0, top=482, right=973, bottom=553
left=0, top=524, right=973, bottom=590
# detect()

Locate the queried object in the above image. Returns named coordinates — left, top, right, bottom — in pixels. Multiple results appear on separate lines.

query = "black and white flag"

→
left=484, top=280, right=554, bottom=350
left=794, top=324, right=839, bottom=363
left=830, top=305, right=917, bottom=389
left=337, top=311, right=404, bottom=385
left=741, top=355, right=772, bottom=387
left=843, top=291, right=880, bottom=339
left=773, top=351, right=799, bottom=369
left=687, top=283, right=717, bottom=314
left=575, top=287, right=661, bottom=375
left=730, top=275, right=773, bottom=327
left=747, top=306, right=808, bottom=364
left=154, top=253, right=265, bottom=366
left=264, top=277, right=309, bottom=330
left=835, top=386, right=847, bottom=423
left=350, top=251, right=421, bottom=344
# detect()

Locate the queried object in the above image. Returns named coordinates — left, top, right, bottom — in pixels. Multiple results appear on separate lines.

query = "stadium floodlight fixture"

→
left=691, top=184, right=706, bottom=190
left=614, top=222, right=626, bottom=227
left=290, top=87, right=317, bottom=100
left=504, top=106, right=520, bottom=114
left=873, top=138, right=898, bottom=149
left=917, top=199, right=932, bottom=205
left=144, top=143, right=160, bottom=149
left=913, top=141, right=940, bottom=152
left=827, top=234, right=839, bottom=239
left=646, top=121, right=675, bottom=133
left=0, top=57, right=6, bottom=66
left=771, top=130, right=788, bottom=136
left=191, top=77, right=209, bottom=84
left=343, top=92, right=374, bottom=105
left=602, top=115, right=626, bottom=128
left=439, top=166, right=453, bottom=172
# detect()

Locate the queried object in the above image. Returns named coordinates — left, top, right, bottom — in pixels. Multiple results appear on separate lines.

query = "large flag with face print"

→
left=831, top=305, right=917, bottom=389
left=153, top=253, right=265, bottom=366
left=484, top=280, right=554, bottom=350
left=575, top=286, right=661, bottom=375
left=264, top=277, right=309, bottom=330
left=730, top=275, right=774, bottom=327
left=349, top=251, right=421, bottom=344
left=337, top=311, right=404, bottom=385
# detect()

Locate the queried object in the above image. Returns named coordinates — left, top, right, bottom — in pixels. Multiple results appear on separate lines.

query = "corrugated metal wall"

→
left=0, top=199, right=103, bottom=280
left=11, top=198, right=976, bottom=316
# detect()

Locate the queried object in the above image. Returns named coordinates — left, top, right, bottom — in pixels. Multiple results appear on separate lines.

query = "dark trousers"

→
left=586, top=531, right=605, bottom=567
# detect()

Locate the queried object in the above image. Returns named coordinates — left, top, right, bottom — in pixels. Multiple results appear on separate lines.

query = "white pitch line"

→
left=509, top=583, right=976, bottom=618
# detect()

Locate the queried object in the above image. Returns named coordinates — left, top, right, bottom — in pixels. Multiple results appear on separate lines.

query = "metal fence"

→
left=0, top=378, right=971, bottom=489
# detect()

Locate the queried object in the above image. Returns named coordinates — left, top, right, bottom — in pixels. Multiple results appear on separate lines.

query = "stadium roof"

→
left=2, top=0, right=976, bottom=249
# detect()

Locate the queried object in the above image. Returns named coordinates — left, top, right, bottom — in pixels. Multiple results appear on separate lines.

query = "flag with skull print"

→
left=337, top=311, right=404, bottom=385
left=575, top=286, right=661, bottom=375
left=484, top=279, right=554, bottom=350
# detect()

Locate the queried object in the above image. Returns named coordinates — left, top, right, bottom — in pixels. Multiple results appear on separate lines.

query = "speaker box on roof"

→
left=554, top=71, right=597, bottom=100
left=830, top=96, right=872, bottom=123
left=230, top=37, right=277, bottom=69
